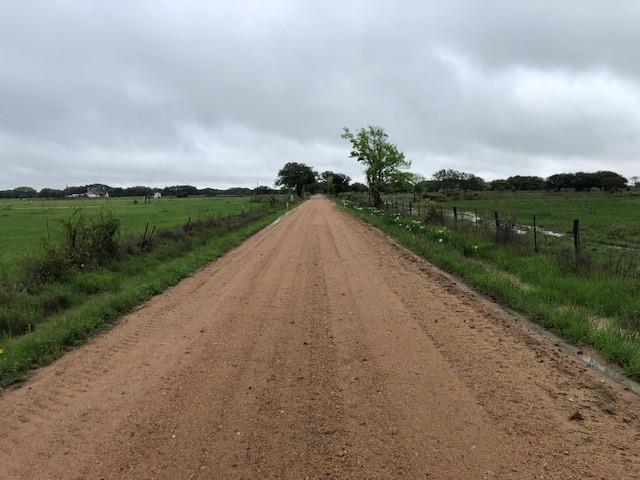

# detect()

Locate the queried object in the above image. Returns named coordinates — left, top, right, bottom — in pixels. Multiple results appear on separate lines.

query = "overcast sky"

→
left=2, top=1, right=640, bottom=189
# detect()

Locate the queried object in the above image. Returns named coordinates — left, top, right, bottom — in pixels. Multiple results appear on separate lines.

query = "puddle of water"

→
left=441, top=209, right=566, bottom=238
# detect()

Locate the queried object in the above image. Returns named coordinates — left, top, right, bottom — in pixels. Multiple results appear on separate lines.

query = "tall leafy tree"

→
left=388, top=172, right=424, bottom=192
left=11, top=186, right=38, bottom=198
left=505, top=175, right=545, bottom=190
left=545, top=171, right=627, bottom=191
left=432, top=169, right=486, bottom=193
left=320, top=171, right=351, bottom=195
left=275, top=162, right=317, bottom=197
left=349, top=182, right=368, bottom=193
left=341, top=126, right=410, bottom=207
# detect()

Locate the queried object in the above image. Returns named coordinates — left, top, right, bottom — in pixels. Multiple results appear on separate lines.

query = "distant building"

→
left=86, top=185, right=110, bottom=198
left=153, top=192, right=162, bottom=199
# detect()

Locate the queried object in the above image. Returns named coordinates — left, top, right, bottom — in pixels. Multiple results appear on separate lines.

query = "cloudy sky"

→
left=1, top=0, right=640, bottom=189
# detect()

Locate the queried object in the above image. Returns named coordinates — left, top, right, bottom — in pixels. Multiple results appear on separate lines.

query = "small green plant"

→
left=23, top=211, right=120, bottom=285
left=40, top=292, right=72, bottom=315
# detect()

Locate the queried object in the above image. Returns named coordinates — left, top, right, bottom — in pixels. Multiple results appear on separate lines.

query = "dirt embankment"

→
left=1, top=196, right=639, bottom=479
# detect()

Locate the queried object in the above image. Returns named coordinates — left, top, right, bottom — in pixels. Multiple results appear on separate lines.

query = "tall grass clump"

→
left=24, top=210, right=120, bottom=285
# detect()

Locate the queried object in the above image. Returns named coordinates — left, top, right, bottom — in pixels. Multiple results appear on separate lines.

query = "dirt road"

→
left=1, top=196, right=639, bottom=479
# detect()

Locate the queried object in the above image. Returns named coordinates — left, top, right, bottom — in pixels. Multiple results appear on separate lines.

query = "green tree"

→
left=388, top=172, right=424, bottom=192
left=38, top=188, right=65, bottom=198
left=506, top=175, right=544, bottom=190
left=162, top=185, right=198, bottom=198
left=341, top=126, right=410, bottom=207
left=349, top=182, right=368, bottom=193
left=459, top=173, right=487, bottom=192
left=12, top=186, right=38, bottom=198
left=432, top=170, right=486, bottom=193
left=320, top=171, right=351, bottom=195
left=489, top=179, right=509, bottom=191
left=275, top=162, right=317, bottom=197
left=432, top=169, right=463, bottom=193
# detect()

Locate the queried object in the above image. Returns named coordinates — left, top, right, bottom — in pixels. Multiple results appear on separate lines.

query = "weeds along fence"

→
left=0, top=198, right=293, bottom=337
left=341, top=192, right=640, bottom=280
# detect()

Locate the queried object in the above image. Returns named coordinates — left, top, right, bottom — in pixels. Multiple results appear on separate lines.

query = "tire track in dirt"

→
left=1, top=196, right=639, bottom=479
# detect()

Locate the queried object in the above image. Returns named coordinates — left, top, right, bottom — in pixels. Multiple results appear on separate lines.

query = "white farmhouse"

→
left=86, top=185, right=110, bottom=198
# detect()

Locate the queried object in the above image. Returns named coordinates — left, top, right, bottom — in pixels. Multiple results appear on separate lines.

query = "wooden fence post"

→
left=573, top=219, right=581, bottom=264
left=474, top=209, right=478, bottom=228
left=453, top=206, right=458, bottom=227
left=533, top=215, right=538, bottom=253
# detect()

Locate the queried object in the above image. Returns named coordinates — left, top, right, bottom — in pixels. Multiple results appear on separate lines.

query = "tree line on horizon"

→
left=0, top=184, right=282, bottom=200
left=276, top=164, right=636, bottom=204
left=426, top=169, right=634, bottom=193
left=6, top=168, right=633, bottom=202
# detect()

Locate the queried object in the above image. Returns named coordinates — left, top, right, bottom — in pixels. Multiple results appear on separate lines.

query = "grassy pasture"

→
left=439, top=191, right=640, bottom=250
left=0, top=196, right=257, bottom=277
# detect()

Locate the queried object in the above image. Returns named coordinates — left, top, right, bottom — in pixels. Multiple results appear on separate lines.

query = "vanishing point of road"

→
left=1, top=196, right=639, bottom=479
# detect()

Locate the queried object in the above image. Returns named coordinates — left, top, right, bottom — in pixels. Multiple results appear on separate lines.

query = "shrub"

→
left=0, top=307, right=32, bottom=336
left=21, top=211, right=120, bottom=286
left=23, top=245, right=72, bottom=284
left=40, top=292, right=72, bottom=315
left=60, top=210, right=120, bottom=267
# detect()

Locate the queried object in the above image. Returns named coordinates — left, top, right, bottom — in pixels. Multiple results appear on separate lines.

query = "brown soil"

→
left=1, top=196, right=639, bottom=479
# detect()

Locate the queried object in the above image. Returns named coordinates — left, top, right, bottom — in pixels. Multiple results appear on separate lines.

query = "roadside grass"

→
left=340, top=200, right=640, bottom=380
left=0, top=206, right=289, bottom=388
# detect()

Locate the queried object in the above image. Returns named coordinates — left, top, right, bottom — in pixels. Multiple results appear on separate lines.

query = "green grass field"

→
left=0, top=196, right=259, bottom=277
left=439, top=191, right=640, bottom=249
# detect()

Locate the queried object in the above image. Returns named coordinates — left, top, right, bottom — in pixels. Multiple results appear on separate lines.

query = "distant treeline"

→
left=421, top=169, right=635, bottom=193
left=0, top=184, right=282, bottom=199
left=1, top=169, right=636, bottom=200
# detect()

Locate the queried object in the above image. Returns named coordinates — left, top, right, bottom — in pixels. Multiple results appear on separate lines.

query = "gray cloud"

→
left=1, top=0, right=640, bottom=189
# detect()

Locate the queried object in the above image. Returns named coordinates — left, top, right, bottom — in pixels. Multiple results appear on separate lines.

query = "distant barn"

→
left=86, top=185, right=110, bottom=198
